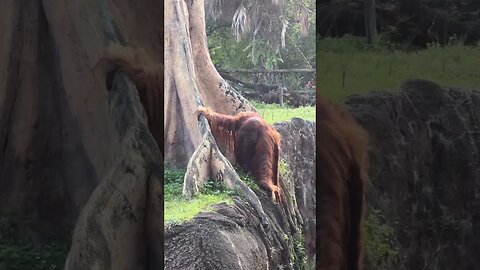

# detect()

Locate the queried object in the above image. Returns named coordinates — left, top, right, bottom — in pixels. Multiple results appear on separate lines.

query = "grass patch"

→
left=164, top=158, right=293, bottom=223
left=0, top=235, right=69, bottom=270
left=164, top=193, right=233, bottom=223
left=164, top=163, right=279, bottom=223
left=317, top=36, right=480, bottom=102
left=252, top=101, right=316, bottom=124
left=164, top=166, right=237, bottom=223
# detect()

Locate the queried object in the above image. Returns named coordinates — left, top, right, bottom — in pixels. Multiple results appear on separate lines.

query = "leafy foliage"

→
left=279, top=159, right=291, bottom=177
left=292, top=232, right=307, bottom=270
left=208, top=23, right=315, bottom=82
left=234, top=166, right=258, bottom=191
left=201, top=177, right=240, bottom=197
left=364, top=208, right=402, bottom=269
left=207, top=0, right=314, bottom=57
left=164, top=166, right=186, bottom=201
left=207, top=0, right=316, bottom=94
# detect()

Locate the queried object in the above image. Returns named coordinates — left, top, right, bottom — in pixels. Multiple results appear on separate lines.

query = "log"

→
left=218, top=68, right=316, bottom=73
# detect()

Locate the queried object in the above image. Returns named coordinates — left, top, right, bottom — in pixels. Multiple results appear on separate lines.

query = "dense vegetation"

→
left=207, top=0, right=316, bottom=107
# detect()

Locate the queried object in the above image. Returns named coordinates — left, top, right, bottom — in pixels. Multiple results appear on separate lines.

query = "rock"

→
left=345, top=79, right=480, bottom=269
left=165, top=119, right=316, bottom=270
left=274, top=118, right=316, bottom=263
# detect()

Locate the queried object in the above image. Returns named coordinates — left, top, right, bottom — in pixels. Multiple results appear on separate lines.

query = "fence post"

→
left=279, top=86, right=284, bottom=107
left=364, top=0, right=377, bottom=44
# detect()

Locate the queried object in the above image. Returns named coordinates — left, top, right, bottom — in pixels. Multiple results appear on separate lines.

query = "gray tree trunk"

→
left=364, top=0, right=377, bottom=44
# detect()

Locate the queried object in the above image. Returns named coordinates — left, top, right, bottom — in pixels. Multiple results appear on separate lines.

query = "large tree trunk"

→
left=65, top=72, right=163, bottom=270
left=164, top=0, right=271, bottom=239
left=0, top=0, right=163, bottom=267
left=164, top=0, right=254, bottom=167
left=164, top=0, right=314, bottom=269
left=164, top=0, right=283, bottom=225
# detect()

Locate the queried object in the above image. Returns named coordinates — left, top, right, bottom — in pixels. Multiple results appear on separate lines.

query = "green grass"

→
left=165, top=193, right=233, bottom=223
left=0, top=237, right=69, bottom=270
left=252, top=101, right=316, bottom=124
left=164, top=164, right=269, bottom=223
left=164, top=146, right=294, bottom=224
left=317, top=37, right=480, bottom=102
left=164, top=166, right=237, bottom=223
left=0, top=217, right=71, bottom=270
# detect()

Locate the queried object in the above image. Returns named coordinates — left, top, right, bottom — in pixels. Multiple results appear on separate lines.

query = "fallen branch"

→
left=219, top=71, right=281, bottom=93
left=218, top=68, right=316, bottom=73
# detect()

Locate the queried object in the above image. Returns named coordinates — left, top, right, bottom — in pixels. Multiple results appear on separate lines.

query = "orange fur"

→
left=95, top=45, right=163, bottom=152
left=196, top=106, right=282, bottom=202
left=317, top=96, right=369, bottom=270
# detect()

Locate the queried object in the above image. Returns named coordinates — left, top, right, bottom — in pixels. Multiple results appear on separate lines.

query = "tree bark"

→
left=166, top=119, right=316, bottom=270
left=364, top=0, right=378, bottom=44
left=164, top=1, right=315, bottom=269
left=65, top=72, right=163, bottom=270
left=164, top=0, right=270, bottom=228
left=0, top=0, right=163, bottom=265
left=164, top=0, right=254, bottom=167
